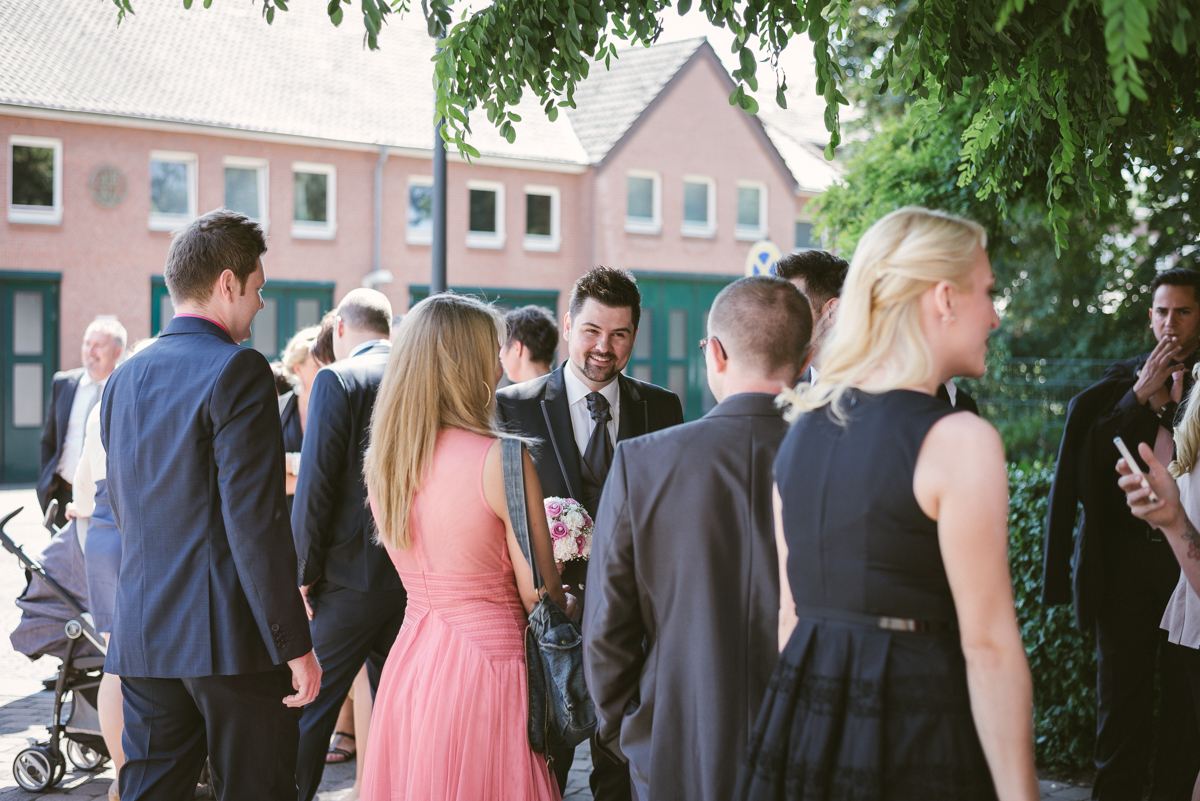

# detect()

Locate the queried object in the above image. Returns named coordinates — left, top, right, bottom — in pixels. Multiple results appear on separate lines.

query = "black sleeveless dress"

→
left=737, top=390, right=997, bottom=800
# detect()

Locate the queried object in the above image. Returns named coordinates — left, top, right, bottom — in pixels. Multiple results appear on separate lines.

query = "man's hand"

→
left=1117, top=441, right=1187, bottom=535
left=299, top=585, right=314, bottom=621
left=563, top=588, right=579, bottom=622
left=1133, top=335, right=1183, bottom=410
left=63, top=503, right=78, bottom=521
left=284, top=650, right=321, bottom=708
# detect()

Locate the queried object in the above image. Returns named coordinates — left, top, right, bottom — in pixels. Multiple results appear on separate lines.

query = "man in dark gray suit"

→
left=102, top=210, right=319, bottom=801
left=292, top=288, right=405, bottom=801
left=583, top=276, right=812, bottom=801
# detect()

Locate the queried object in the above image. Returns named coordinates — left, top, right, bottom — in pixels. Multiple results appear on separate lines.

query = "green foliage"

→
left=129, top=0, right=1198, bottom=256
left=815, top=93, right=1164, bottom=361
left=1008, top=463, right=1097, bottom=774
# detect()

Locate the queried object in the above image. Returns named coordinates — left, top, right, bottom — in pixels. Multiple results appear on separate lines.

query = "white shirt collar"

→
left=943, top=379, right=958, bottom=406
left=350, top=339, right=388, bottom=358
left=563, top=363, right=619, bottom=411
left=79, top=372, right=106, bottom=391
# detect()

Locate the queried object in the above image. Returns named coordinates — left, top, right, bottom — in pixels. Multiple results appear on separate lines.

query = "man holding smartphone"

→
left=1045, top=267, right=1200, bottom=800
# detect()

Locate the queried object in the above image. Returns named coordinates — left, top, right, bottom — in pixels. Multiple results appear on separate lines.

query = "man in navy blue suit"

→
left=101, top=209, right=320, bottom=801
left=292, top=288, right=405, bottom=801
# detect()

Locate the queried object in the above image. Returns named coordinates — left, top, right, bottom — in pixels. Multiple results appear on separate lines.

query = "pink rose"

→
left=551, top=522, right=570, bottom=539
left=581, top=512, right=593, bottom=528
left=545, top=500, right=563, bottom=518
left=575, top=535, right=587, bottom=555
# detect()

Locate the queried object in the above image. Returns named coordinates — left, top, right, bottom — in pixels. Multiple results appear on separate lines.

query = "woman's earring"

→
left=482, top=380, right=493, bottom=406
left=942, top=314, right=956, bottom=323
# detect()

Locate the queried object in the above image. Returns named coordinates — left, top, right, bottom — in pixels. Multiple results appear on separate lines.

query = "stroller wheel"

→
left=13, top=746, right=62, bottom=792
left=67, top=740, right=108, bottom=771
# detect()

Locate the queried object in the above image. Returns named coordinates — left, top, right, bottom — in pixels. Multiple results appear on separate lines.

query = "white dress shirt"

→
left=71, top=406, right=107, bottom=520
left=350, top=339, right=388, bottom=358
left=1162, top=469, right=1200, bottom=649
left=56, top=373, right=106, bottom=482
left=563, top=364, right=620, bottom=457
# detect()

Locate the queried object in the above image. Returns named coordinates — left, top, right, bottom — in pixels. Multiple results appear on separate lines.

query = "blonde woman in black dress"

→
left=738, top=207, right=1039, bottom=800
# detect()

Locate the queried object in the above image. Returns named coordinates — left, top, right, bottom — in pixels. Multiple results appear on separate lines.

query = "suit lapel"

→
left=59, top=375, right=79, bottom=440
left=617, top=374, right=647, bottom=442
left=540, top=367, right=585, bottom=500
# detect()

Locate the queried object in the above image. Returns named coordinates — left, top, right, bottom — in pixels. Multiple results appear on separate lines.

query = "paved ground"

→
left=0, top=486, right=1082, bottom=799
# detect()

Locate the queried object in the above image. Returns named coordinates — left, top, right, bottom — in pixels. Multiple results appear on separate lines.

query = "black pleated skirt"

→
left=735, top=617, right=998, bottom=801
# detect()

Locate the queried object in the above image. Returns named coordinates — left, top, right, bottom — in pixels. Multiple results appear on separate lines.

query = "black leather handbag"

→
left=501, top=438, right=597, bottom=754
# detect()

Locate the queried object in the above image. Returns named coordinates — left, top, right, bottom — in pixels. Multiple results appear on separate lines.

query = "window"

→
left=736, top=182, right=768, bottom=241
left=524, top=185, right=561, bottom=252
left=625, top=170, right=661, bottom=235
left=149, top=151, right=198, bottom=231
left=224, top=157, right=268, bottom=228
left=795, top=220, right=816, bottom=250
left=8, top=136, right=62, bottom=225
left=407, top=175, right=433, bottom=245
left=152, top=277, right=333, bottom=350
left=292, top=162, right=337, bottom=239
left=681, top=176, right=716, bottom=238
left=466, top=180, right=505, bottom=249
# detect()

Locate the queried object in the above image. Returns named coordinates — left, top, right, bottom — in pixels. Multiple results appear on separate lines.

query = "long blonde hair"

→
left=1170, top=363, right=1200, bottom=478
left=781, top=206, right=987, bottom=421
left=364, top=293, right=506, bottom=550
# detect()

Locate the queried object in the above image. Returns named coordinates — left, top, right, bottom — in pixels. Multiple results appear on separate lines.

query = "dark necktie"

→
left=580, top=392, right=613, bottom=514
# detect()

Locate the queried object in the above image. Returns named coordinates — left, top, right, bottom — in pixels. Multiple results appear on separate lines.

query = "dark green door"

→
left=628, top=273, right=738, bottom=421
left=408, top=285, right=558, bottom=317
left=153, top=278, right=334, bottom=360
left=1, top=274, right=59, bottom=483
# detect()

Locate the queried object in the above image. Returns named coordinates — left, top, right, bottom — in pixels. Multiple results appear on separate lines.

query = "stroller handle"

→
left=2, top=505, right=107, bottom=656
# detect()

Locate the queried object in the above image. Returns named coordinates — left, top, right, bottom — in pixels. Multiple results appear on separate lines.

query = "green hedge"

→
left=1008, top=462, right=1097, bottom=774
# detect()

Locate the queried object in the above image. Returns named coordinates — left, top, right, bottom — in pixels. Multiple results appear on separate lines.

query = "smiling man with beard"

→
left=496, top=265, right=683, bottom=800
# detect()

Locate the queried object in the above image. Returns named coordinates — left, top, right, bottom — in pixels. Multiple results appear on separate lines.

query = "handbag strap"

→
left=502, top=438, right=543, bottom=593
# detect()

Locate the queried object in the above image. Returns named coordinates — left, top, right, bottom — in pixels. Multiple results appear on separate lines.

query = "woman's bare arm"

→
left=484, top=441, right=568, bottom=614
left=774, top=485, right=798, bottom=651
left=914, top=412, right=1039, bottom=801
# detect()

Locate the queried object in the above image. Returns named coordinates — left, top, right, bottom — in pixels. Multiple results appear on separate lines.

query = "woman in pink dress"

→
left=361, top=292, right=570, bottom=801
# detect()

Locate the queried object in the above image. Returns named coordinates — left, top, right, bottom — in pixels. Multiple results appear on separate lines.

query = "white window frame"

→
left=523, top=185, right=561, bottom=252
left=223, top=156, right=269, bottom=232
left=8, top=135, right=63, bottom=225
left=624, top=169, right=662, bottom=235
left=148, top=150, right=198, bottom=232
left=681, top=174, right=716, bottom=239
left=735, top=180, right=769, bottom=241
left=291, top=161, right=337, bottom=240
left=466, top=180, right=505, bottom=249
left=406, top=175, right=434, bottom=245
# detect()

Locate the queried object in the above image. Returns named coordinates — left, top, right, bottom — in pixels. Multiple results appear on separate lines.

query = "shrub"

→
left=1008, top=462, right=1097, bottom=775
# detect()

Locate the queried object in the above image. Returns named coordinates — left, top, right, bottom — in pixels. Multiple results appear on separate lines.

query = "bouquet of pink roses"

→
left=544, top=497, right=593, bottom=563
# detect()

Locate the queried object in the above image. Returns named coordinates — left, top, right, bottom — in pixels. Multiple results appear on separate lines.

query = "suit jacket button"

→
left=271, top=624, right=280, bottom=632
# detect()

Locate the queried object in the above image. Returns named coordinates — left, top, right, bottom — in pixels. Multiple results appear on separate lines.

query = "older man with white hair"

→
left=38, top=317, right=126, bottom=527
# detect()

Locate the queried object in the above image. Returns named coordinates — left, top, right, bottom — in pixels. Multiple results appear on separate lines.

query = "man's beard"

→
left=578, top=351, right=620, bottom=384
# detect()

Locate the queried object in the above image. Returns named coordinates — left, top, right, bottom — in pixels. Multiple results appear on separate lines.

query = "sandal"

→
left=326, top=731, right=356, bottom=764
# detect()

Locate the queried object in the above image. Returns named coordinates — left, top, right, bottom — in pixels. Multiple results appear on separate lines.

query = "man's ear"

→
left=562, top=312, right=572, bottom=341
left=215, top=269, right=236, bottom=303
left=823, top=296, right=839, bottom=321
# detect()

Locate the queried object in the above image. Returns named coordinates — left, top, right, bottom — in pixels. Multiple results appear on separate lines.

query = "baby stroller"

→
left=2, top=502, right=110, bottom=793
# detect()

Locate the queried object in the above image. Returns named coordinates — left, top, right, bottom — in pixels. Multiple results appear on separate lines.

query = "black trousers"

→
left=589, top=735, right=633, bottom=801
left=296, top=581, right=406, bottom=801
left=120, top=671, right=301, bottom=801
left=1093, top=537, right=1200, bottom=801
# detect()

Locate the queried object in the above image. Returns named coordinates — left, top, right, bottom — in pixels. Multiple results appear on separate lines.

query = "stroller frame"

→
left=2, top=503, right=110, bottom=793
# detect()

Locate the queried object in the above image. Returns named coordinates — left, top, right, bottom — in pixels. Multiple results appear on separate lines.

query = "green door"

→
left=408, top=285, right=558, bottom=317
left=1, top=273, right=60, bottom=483
left=628, top=272, right=738, bottom=421
left=153, top=278, right=334, bottom=360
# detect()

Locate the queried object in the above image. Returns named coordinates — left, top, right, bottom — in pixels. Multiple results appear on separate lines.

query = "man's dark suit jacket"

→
left=1042, top=353, right=1178, bottom=631
left=495, top=364, right=684, bottom=608
left=100, top=316, right=312, bottom=677
left=292, top=341, right=403, bottom=593
left=37, top=367, right=85, bottom=512
left=583, top=393, right=785, bottom=801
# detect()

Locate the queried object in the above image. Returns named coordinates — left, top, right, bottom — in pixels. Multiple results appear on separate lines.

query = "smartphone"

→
left=1114, top=436, right=1160, bottom=504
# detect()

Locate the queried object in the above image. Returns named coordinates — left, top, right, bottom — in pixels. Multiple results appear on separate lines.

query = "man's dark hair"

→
left=269, top=361, right=295, bottom=397
left=569, top=266, right=641, bottom=329
left=708, top=276, right=813, bottom=377
left=164, top=208, right=267, bottom=305
left=505, top=305, right=559, bottom=366
left=311, top=310, right=336, bottom=365
left=1150, top=268, right=1200, bottom=302
left=773, top=250, right=850, bottom=311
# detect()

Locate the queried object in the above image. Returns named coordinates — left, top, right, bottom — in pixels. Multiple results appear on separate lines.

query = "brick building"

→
left=0, top=1, right=837, bottom=481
